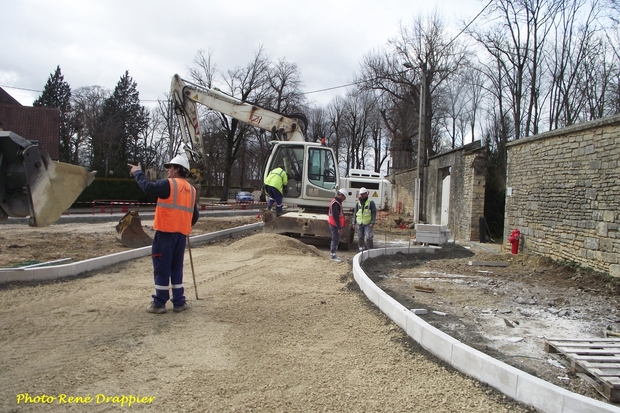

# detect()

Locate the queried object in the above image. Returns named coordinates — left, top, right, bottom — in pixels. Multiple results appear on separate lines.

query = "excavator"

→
left=167, top=74, right=354, bottom=248
left=116, top=74, right=355, bottom=248
left=0, top=130, right=95, bottom=227
left=118, top=74, right=392, bottom=248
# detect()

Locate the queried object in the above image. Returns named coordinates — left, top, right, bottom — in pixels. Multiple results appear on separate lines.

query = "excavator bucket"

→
left=0, top=131, right=95, bottom=226
left=261, top=208, right=275, bottom=223
left=115, top=210, right=153, bottom=248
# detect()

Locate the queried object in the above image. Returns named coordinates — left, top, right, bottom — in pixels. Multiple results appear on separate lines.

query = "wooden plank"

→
left=414, top=285, right=435, bottom=293
left=589, top=368, right=620, bottom=377
left=572, top=354, right=620, bottom=360
left=557, top=349, right=620, bottom=355
left=545, top=338, right=620, bottom=343
left=548, top=342, right=620, bottom=348
left=581, top=362, right=620, bottom=369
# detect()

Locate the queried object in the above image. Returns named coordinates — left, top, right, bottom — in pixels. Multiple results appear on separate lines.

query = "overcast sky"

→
left=2, top=0, right=486, bottom=108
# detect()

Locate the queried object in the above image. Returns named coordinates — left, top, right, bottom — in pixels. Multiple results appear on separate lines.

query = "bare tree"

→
left=71, top=85, right=110, bottom=169
left=391, top=11, right=470, bottom=160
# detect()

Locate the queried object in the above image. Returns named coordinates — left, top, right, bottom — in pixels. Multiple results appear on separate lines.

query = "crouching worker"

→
left=128, top=155, right=199, bottom=314
left=264, top=164, right=288, bottom=216
left=353, top=187, right=376, bottom=251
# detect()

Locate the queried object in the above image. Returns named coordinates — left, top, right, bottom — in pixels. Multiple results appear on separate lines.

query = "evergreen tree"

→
left=33, top=66, right=72, bottom=162
left=92, top=71, right=148, bottom=178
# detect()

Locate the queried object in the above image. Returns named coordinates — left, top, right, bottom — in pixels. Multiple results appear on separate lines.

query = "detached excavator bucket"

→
left=115, top=210, right=153, bottom=248
left=0, top=131, right=95, bottom=226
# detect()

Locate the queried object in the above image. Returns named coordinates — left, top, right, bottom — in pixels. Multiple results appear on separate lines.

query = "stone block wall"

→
left=393, top=168, right=416, bottom=215
left=392, top=142, right=486, bottom=241
left=504, top=115, right=620, bottom=277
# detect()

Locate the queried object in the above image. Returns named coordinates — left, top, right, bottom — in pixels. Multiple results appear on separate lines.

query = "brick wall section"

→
left=505, top=114, right=620, bottom=277
left=0, top=104, right=60, bottom=160
left=392, top=142, right=486, bottom=241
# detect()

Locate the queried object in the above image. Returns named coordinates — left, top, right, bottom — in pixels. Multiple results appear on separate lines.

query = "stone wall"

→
left=392, top=141, right=486, bottom=241
left=504, top=115, right=620, bottom=277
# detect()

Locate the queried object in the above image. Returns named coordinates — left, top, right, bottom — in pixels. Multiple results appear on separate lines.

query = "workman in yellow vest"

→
left=353, top=187, right=376, bottom=251
left=128, top=155, right=199, bottom=314
left=264, top=165, right=288, bottom=216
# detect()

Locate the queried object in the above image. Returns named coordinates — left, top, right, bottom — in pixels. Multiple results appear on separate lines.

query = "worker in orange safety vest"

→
left=328, top=188, right=348, bottom=263
left=128, top=155, right=199, bottom=314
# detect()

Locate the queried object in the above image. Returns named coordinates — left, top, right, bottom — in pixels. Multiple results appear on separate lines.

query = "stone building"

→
left=504, top=114, right=620, bottom=277
left=392, top=141, right=487, bottom=241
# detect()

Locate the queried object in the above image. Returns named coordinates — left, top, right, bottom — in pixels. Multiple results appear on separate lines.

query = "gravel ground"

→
left=0, top=219, right=534, bottom=412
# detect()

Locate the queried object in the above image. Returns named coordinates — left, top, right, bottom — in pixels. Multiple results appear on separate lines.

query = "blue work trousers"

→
left=151, top=231, right=186, bottom=308
left=330, top=225, right=340, bottom=255
left=266, top=185, right=284, bottom=213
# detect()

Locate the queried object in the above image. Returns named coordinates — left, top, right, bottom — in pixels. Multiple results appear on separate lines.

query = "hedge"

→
left=74, top=178, right=157, bottom=205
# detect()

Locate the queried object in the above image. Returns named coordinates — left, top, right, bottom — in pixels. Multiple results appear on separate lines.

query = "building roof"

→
left=0, top=87, right=22, bottom=105
left=0, top=103, right=60, bottom=160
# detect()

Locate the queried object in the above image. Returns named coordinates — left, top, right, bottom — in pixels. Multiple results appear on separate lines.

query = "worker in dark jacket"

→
left=128, top=155, right=199, bottom=314
left=328, top=188, right=348, bottom=263
left=353, top=187, right=377, bottom=251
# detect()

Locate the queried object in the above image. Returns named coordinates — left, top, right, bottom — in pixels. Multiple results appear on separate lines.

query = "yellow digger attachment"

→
left=115, top=210, right=153, bottom=248
left=0, top=131, right=95, bottom=226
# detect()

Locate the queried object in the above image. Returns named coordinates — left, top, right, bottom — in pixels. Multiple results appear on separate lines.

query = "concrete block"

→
left=451, top=341, right=488, bottom=381
left=479, top=355, right=520, bottom=399
left=405, top=313, right=425, bottom=343
left=377, top=292, right=401, bottom=320
left=515, top=371, right=564, bottom=413
left=415, top=224, right=446, bottom=232
left=420, top=324, right=458, bottom=363
left=363, top=280, right=381, bottom=306
left=391, top=307, right=410, bottom=331
left=562, top=390, right=620, bottom=413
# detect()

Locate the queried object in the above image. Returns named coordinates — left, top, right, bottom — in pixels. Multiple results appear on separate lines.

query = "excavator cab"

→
left=0, top=131, right=95, bottom=226
left=265, top=141, right=338, bottom=207
left=262, top=140, right=352, bottom=249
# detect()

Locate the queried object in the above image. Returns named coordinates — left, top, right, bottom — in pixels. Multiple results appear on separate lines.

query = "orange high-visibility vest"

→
left=327, top=198, right=345, bottom=228
left=154, top=178, right=196, bottom=235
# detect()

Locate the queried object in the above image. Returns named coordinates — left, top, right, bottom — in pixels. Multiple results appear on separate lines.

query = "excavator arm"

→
left=170, top=74, right=306, bottom=147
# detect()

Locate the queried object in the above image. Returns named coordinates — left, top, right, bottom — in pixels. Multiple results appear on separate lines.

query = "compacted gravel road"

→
left=0, top=221, right=533, bottom=412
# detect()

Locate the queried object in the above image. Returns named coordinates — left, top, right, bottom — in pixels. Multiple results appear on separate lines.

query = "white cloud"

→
left=2, top=0, right=486, bottom=107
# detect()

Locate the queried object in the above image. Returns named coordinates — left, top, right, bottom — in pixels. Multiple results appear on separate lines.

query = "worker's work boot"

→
left=146, top=302, right=166, bottom=314
left=330, top=254, right=342, bottom=263
left=173, top=303, right=190, bottom=313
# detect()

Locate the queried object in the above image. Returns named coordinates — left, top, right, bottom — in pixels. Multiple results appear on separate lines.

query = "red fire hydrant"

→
left=508, top=229, right=521, bottom=254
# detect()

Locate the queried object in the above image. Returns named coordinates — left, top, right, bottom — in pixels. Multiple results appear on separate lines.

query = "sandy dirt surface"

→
left=1, top=214, right=618, bottom=411
left=0, top=215, right=532, bottom=412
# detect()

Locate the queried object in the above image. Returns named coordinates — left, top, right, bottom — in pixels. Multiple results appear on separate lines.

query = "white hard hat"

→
left=359, top=187, right=369, bottom=195
left=337, top=188, right=348, bottom=197
left=164, top=155, right=190, bottom=171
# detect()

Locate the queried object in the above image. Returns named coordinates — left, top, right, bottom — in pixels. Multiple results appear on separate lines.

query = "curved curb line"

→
left=352, top=248, right=620, bottom=413
left=0, top=222, right=263, bottom=285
